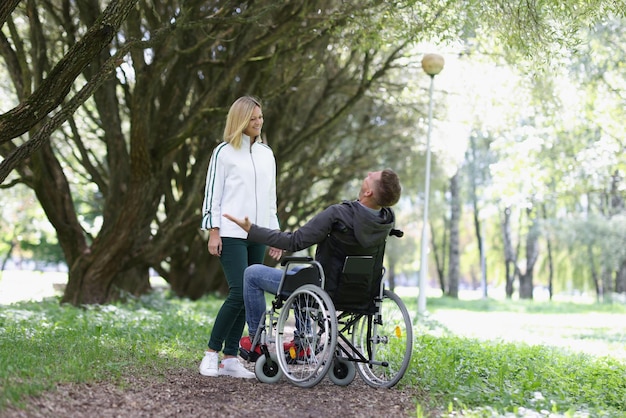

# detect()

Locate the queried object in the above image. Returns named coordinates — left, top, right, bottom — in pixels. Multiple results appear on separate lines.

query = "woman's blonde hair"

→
left=223, top=96, right=262, bottom=149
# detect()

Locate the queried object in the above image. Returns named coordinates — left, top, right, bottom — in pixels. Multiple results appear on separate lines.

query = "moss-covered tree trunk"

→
left=446, top=172, right=460, bottom=298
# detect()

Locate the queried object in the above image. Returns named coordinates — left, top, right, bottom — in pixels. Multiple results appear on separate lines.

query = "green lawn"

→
left=406, top=295, right=626, bottom=417
left=1, top=282, right=626, bottom=417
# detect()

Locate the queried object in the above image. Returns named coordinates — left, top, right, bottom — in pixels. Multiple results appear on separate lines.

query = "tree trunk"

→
left=609, top=170, right=625, bottom=295
left=518, top=206, right=539, bottom=300
left=541, top=203, right=554, bottom=300
left=1, top=239, right=15, bottom=271
left=29, top=142, right=89, bottom=268
left=588, top=245, right=601, bottom=303
left=165, top=234, right=228, bottom=300
left=615, top=260, right=626, bottom=295
left=518, top=270, right=533, bottom=299
left=0, top=0, right=21, bottom=29
left=61, top=159, right=160, bottom=304
left=469, top=134, right=487, bottom=297
left=387, top=263, right=396, bottom=292
left=501, top=206, right=517, bottom=298
left=446, top=172, right=460, bottom=298
left=601, top=267, right=613, bottom=301
left=113, top=265, right=152, bottom=297
left=0, top=0, right=139, bottom=179
left=431, top=217, right=447, bottom=293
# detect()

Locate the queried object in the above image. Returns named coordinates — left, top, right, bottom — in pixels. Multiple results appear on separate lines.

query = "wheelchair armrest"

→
left=280, top=256, right=314, bottom=266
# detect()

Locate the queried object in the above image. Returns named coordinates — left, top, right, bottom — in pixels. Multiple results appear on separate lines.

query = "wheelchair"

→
left=239, top=230, right=413, bottom=388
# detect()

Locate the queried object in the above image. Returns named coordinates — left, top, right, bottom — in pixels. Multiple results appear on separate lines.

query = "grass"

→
left=1, top=290, right=626, bottom=417
left=0, top=292, right=222, bottom=409
left=409, top=334, right=626, bottom=416
left=403, top=295, right=626, bottom=417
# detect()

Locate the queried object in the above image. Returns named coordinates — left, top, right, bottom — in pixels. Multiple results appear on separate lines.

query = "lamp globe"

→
left=421, top=53, right=444, bottom=76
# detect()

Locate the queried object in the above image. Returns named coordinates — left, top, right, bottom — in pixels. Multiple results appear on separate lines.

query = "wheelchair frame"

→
left=242, top=253, right=413, bottom=389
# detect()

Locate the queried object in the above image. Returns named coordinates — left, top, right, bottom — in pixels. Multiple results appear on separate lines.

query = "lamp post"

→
left=418, top=53, right=444, bottom=316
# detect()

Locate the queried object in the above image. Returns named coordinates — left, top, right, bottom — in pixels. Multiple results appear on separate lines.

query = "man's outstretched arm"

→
left=223, top=214, right=283, bottom=260
left=224, top=208, right=335, bottom=253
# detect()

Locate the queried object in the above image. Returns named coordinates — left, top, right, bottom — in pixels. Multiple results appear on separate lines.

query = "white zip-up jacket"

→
left=201, top=135, right=280, bottom=239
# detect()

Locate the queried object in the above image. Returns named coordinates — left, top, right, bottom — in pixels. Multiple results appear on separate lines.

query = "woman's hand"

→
left=208, top=230, right=222, bottom=256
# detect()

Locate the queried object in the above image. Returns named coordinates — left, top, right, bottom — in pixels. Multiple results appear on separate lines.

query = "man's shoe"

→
left=239, top=336, right=262, bottom=362
left=283, top=340, right=311, bottom=363
left=240, top=336, right=262, bottom=355
left=218, top=358, right=256, bottom=379
left=199, top=351, right=219, bottom=377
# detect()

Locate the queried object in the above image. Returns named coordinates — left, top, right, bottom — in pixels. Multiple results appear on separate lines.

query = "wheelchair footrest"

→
left=238, top=347, right=260, bottom=363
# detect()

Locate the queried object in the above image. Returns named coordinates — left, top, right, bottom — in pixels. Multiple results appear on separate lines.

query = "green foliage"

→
left=0, top=183, right=62, bottom=267
left=17, top=235, right=64, bottom=267
left=453, top=16, right=626, bottom=299
left=548, top=215, right=626, bottom=278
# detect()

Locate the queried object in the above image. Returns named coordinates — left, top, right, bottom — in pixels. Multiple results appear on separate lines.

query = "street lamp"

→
left=418, top=53, right=444, bottom=316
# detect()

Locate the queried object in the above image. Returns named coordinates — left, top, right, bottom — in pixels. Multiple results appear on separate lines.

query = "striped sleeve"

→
left=201, top=144, right=226, bottom=230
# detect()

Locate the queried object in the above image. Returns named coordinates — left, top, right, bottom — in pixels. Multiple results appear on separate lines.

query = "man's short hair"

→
left=375, top=169, right=401, bottom=207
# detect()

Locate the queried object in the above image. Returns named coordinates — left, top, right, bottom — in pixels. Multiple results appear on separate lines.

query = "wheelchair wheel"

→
left=255, top=352, right=283, bottom=384
left=276, top=284, right=337, bottom=388
left=328, top=356, right=356, bottom=386
left=353, top=289, right=412, bottom=388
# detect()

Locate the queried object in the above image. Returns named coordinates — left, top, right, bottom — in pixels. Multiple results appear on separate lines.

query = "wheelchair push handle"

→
left=390, top=228, right=403, bottom=238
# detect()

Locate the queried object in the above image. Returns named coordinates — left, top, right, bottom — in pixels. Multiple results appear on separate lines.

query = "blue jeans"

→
left=243, top=264, right=282, bottom=336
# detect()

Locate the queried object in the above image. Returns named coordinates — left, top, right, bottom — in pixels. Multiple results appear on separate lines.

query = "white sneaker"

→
left=218, top=358, right=256, bottom=379
left=199, top=351, right=219, bottom=377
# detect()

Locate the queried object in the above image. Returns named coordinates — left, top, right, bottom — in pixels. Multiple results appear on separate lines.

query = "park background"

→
left=1, top=1, right=625, bottom=416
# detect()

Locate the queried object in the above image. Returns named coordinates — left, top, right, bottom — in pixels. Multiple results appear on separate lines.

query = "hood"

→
left=349, top=201, right=395, bottom=248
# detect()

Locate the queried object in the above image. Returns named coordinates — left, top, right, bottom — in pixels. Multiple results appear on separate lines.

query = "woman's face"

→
left=243, top=106, right=263, bottom=137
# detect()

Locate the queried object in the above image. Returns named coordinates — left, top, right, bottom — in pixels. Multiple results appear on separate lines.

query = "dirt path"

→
left=2, top=365, right=428, bottom=418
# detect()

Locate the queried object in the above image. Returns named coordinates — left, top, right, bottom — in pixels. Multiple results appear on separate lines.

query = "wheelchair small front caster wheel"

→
left=328, top=356, right=356, bottom=386
left=255, top=352, right=283, bottom=383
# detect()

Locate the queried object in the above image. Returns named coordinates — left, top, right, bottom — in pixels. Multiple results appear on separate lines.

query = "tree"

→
left=0, top=0, right=430, bottom=305
left=1, top=0, right=623, bottom=306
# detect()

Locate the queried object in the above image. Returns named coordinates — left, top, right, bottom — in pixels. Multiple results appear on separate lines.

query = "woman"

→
left=199, top=96, right=282, bottom=379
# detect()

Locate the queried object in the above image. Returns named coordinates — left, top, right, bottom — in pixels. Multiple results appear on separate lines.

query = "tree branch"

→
left=0, top=0, right=138, bottom=145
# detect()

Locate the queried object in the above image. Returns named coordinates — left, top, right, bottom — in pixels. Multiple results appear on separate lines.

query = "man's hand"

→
left=223, top=213, right=252, bottom=232
left=268, top=247, right=284, bottom=261
left=224, top=214, right=284, bottom=260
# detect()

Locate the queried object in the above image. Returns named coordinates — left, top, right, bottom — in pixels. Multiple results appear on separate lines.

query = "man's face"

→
left=359, top=171, right=382, bottom=200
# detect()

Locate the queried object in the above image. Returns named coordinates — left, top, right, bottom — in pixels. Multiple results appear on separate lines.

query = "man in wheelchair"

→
left=223, top=169, right=401, bottom=361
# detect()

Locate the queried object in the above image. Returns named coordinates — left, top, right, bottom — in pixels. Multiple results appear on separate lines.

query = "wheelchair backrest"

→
left=333, top=252, right=384, bottom=314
